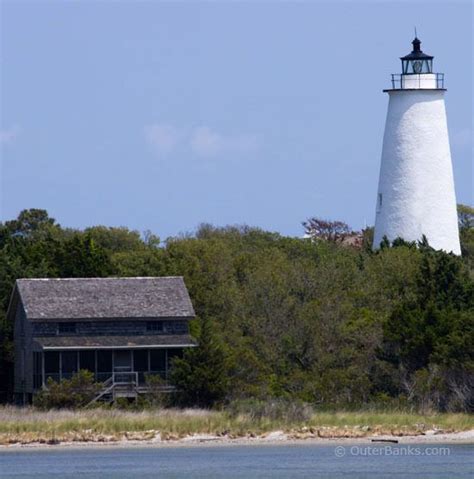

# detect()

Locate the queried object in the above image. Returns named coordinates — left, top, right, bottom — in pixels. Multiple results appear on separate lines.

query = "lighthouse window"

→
left=403, top=59, right=433, bottom=75
left=379, top=194, right=383, bottom=208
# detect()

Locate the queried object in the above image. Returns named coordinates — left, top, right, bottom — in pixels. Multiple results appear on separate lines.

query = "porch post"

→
left=41, top=352, right=45, bottom=388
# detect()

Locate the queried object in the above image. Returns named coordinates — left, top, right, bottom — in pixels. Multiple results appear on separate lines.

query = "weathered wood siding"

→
left=32, top=320, right=189, bottom=336
left=9, top=277, right=197, bottom=403
left=14, top=302, right=34, bottom=395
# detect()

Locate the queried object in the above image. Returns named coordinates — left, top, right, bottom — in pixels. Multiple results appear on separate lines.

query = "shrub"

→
left=144, top=373, right=170, bottom=408
left=33, top=370, right=101, bottom=409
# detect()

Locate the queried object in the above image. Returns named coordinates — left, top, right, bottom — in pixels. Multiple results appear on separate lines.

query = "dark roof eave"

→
left=41, top=343, right=197, bottom=350
left=400, top=53, right=434, bottom=60
left=33, top=334, right=197, bottom=349
left=28, top=315, right=195, bottom=322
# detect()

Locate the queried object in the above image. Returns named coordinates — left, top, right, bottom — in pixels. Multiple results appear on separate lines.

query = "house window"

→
left=377, top=193, right=383, bottom=213
left=58, top=322, right=76, bottom=334
left=146, top=321, right=164, bottom=332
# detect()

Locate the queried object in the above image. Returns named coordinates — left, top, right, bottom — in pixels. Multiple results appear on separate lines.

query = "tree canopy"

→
left=0, top=208, right=473, bottom=411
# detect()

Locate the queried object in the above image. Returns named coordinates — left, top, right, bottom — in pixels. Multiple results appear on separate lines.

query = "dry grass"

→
left=0, top=406, right=472, bottom=445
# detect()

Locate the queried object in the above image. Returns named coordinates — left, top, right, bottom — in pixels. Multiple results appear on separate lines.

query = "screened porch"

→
left=33, top=348, right=184, bottom=390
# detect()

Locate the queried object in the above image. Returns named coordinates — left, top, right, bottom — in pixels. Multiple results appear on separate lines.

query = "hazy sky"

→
left=1, top=1, right=472, bottom=239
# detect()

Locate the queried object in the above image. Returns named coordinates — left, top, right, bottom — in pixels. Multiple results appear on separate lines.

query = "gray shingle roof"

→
left=34, top=334, right=197, bottom=349
left=16, top=277, right=195, bottom=321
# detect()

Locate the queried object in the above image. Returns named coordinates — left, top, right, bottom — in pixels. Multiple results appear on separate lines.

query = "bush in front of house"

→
left=143, top=373, right=170, bottom=408
left=33, top=370, right=102, bottom=409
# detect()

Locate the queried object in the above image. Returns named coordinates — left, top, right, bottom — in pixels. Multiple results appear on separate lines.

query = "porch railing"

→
left=112, top=371, right=138, bottom=386
left=87, top=372, right=138, bottom=406
left=389, top=73, right=445, bottom=90
left=43, top=370, right=168, bottom=387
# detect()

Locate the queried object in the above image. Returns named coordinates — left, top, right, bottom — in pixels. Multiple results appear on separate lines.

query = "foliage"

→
left=170, top=317, right=230, bottom=407
left=0, top=209, right=473, bottom=411
left=55, top=233, right=113, bottom=278
left=3, top=209, right=59, bottom=240
left=458, top=204, right=474, bottom=265
left=144, top=373, right=170, bottom=408
left=458, top=204, right=474, bottom=231
left=302, top=217, right=351, bottom=242
left=33, top=370, right=101, bottom=409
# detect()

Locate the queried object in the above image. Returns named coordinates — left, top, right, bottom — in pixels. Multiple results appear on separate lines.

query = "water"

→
left=0, top=443, right=472, bottom=478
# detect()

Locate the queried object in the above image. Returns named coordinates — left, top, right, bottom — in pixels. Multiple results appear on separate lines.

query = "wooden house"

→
left=8, top=277, right=196, bottom=404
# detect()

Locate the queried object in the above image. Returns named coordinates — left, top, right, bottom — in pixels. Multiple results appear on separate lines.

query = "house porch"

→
left=33, top=347, right=185, bottom=391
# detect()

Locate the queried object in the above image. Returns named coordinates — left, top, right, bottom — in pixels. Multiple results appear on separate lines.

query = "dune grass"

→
left=0, top=406, right=472, bottom=444
left=307, top=411, right=473, bottom=431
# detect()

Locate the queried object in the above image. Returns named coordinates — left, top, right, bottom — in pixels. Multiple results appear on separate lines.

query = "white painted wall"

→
left=373, top=89, right=461, bottom=255
left=401, top=74, right=438, bottom=89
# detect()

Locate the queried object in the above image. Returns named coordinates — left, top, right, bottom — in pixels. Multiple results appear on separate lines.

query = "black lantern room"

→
left=400, top=37, right=433, bottom=74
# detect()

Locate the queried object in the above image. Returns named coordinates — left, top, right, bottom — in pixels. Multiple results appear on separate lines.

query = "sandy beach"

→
left=1, top=429, right=472, bottom=450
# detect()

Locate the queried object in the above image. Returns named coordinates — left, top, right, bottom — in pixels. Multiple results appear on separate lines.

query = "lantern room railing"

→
left=390, top=73, right=445, bottom=90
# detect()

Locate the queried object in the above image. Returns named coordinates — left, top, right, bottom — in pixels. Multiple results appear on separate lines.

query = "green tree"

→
left=458, top=204, right=474, bottom=264
left=170, top=317, right=229, bottom=407
left=56, top=234, right=112, bottom=277
left=457, top=204, right=474, bottom=231
left=84, top=226, right=152, bottom=252
left=0, top=208, right=473, bottom=411
left=4, top=209, right=59, bottom=239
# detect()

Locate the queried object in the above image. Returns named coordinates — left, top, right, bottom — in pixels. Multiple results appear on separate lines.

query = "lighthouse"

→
left=373, top=37, right=461, bottom=255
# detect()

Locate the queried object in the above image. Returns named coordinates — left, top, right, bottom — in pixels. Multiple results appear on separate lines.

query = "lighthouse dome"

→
left=400, top=37, right=434, bottom=74
left=385, top=37, right=444, bottom=90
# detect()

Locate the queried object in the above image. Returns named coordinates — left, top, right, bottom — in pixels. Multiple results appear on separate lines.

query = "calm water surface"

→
left=0, top=444, right=472, bottom=479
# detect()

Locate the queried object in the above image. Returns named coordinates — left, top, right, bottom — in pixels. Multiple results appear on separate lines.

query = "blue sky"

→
left=1, top=1, right=472, bottom=239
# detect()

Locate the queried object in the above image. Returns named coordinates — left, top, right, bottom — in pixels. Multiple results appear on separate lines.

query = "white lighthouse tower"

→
left=373, top=37, right=461, bottom=255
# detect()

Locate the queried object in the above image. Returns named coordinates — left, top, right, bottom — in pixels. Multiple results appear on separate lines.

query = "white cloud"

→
left=190, top=126, right=222, bottom=156
left=144, top=123, right=181, bottom=155
left=190, top=126, right=258, bottom=157
left=0, top=125, right=21, bottom=145
left=145, top=123, right=258, bottom=158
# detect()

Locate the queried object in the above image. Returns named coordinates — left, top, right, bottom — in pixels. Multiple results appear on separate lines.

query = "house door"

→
left=114, top=350, right=132, bottom=372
